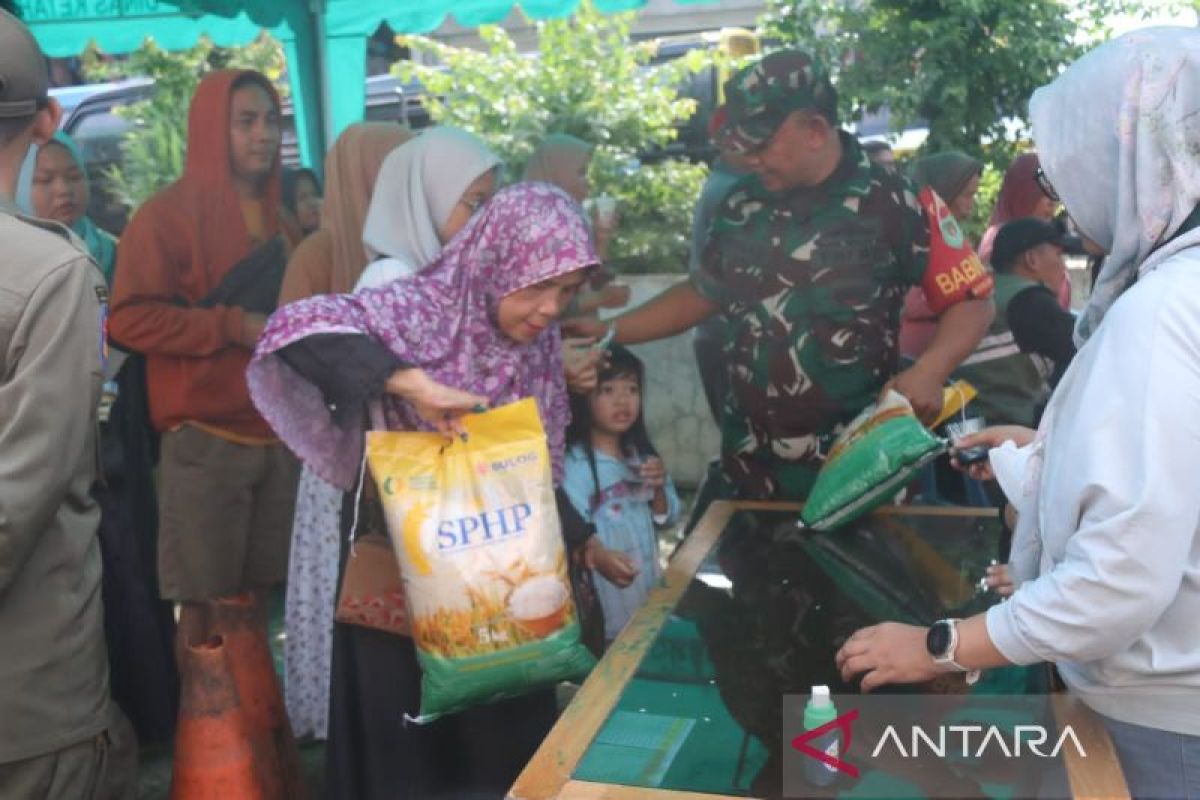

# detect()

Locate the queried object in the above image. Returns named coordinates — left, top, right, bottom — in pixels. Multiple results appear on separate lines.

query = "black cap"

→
left=0, top=10, right=48, bottom=119
left=992, top=217, right=1080, bottom=271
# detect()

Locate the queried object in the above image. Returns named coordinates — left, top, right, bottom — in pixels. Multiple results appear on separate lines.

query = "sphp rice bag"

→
left=366, top=398, right=595, bottom=722
left=798, top=390, right=947, bottom=531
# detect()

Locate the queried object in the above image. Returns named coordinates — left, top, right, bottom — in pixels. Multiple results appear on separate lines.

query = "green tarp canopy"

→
left=23, top=0, right=718, bottom=169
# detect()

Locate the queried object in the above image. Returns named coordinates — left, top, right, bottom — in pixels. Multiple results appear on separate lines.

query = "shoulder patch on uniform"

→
left=96, top=284, right=109, bottom=371
left=918, top=186, right=993, bottom=312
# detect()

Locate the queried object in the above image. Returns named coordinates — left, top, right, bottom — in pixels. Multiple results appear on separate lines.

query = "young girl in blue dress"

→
left=563, top=346, right=681, bottom=646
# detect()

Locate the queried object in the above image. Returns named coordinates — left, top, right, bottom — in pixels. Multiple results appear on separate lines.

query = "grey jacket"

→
left=0, top=206, right=110, bottom=761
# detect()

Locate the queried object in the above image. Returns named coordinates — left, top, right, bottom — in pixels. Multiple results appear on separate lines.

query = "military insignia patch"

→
left=95, top=284, right=109, bottom=371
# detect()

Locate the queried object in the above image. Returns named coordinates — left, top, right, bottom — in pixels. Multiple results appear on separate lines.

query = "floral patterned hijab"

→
left=248, top=182, right=597, bottom=489
left=1030, top=27, right=1200, bottom=343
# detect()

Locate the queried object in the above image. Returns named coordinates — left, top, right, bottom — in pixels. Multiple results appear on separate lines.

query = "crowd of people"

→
left=1, top=4, right=1198, bottom=798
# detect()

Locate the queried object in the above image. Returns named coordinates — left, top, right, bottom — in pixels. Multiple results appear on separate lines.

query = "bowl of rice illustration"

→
left=507, top=574, right=569, bottom=638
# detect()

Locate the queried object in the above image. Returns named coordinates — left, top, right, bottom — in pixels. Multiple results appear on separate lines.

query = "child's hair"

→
left=567, top=345, right=660, bottom=508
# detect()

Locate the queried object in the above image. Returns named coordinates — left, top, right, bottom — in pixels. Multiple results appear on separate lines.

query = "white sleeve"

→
left=354, top=257, right=417, bottom=292
left=987, top=273, right=1200, bottom=665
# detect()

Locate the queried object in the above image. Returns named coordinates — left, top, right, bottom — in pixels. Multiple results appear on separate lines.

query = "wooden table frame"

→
left=508, top=501, right=1129, bottom=800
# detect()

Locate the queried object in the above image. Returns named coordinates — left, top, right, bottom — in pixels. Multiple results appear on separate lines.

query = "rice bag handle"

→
left=437, top=404, right=489, bottom=454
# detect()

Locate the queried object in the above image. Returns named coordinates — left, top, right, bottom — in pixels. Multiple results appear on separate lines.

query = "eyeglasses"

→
left=1035, top=166, right=1059, bottom=203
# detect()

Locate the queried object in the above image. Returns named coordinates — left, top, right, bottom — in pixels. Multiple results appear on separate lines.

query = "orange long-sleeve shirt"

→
left=109, top=70, right=290, bottom=439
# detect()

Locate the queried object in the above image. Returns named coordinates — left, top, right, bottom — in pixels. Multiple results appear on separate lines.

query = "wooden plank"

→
left=555, top=780, right=753, bottom=800
left=873, top=504, right=998, bottom=518
left=1052, top=694, right=1130, bottom=800
left=726, top=500, right=998, bottom=519
left=728, top=500, right=802, bottom=512
left=508, top=501, right=737, bottom=800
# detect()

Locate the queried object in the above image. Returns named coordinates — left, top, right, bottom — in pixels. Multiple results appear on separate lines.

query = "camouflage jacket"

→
left=693, top=134, right=934, bottom=500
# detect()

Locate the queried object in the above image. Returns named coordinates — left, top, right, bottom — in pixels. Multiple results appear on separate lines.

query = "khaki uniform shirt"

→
left=0, top=204, right=110, bottom=762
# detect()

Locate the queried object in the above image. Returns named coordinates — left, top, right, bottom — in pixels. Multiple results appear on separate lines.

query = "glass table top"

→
left=570, top=506, right=1037, bottom=798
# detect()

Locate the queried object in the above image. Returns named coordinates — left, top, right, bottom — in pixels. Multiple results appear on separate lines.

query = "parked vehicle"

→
left=640, top=28, right=761, bottom=164
left=59, top=73, right=422, bottom=233
left=57, top=28, right=755, bottom=234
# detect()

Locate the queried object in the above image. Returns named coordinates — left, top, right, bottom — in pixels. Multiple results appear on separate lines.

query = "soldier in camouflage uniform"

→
left=585, top=49, right=993, bottom=504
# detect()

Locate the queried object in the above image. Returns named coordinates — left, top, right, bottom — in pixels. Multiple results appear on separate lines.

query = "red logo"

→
left=790, top=709, right=860, bottom=778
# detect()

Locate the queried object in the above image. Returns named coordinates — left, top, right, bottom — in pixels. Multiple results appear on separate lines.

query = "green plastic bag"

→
left=366, top=399, right=595, bottom=722
left=799, top=391, right=946, bottom=531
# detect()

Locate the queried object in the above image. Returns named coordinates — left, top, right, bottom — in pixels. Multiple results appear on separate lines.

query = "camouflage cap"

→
left=714, top=49, right=838, bottom=153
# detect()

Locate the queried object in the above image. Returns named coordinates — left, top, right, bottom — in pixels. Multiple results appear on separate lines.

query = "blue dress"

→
left=562, top=444, right=681, bottom=641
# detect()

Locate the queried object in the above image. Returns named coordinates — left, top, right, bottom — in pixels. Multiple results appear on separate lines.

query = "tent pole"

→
left=311, top=0, right=333, bottom=149
left=279, top=0, right=327, bottom=171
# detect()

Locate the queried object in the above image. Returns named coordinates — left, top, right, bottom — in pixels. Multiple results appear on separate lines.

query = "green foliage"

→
left=759, top=0, right=1166, bottom=168
left=963, top=161, right=1003, bottom=245
left=396, top=2, right=715, bottom=273
left=81, top=34, right=286, bottom=210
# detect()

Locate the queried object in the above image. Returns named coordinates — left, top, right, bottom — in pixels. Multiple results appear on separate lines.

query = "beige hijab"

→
left=523, top=134, right=593, bottom=192
left=279, top=123, right=412, bottom=302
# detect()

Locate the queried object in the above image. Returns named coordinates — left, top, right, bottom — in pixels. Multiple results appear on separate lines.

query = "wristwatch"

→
left=927, top=619, right=982, bottom=685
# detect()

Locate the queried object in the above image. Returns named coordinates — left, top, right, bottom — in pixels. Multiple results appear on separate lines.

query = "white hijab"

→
left=1030, top=26, right=1200, bottom=344
left=361, top=126, right=501, bottom=276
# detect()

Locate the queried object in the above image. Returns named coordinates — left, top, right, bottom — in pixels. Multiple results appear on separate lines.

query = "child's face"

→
left=589, top=374, right=641, bottom=437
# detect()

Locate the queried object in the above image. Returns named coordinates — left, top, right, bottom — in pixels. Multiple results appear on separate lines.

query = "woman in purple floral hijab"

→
left=248, top=182, right=600, bottom=799
left=248, top=181, right=597, bottom=489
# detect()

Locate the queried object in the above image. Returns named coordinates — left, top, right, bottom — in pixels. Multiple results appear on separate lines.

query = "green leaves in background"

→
left=397, top=1, right=715, bottom=274
left=759, top=0, right=1172, bottom=170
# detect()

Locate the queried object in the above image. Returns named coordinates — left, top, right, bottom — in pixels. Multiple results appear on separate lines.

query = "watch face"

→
left=926, top=621, right=951, bottom=657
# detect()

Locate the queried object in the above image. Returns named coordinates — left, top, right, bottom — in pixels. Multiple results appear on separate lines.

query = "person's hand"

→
left=563, top=339, right=606, bottom=394
left=591, top=547, right=640, bottom=588
left=639, top=456, right=666, bottom=490
left=589, top=266, right=616, bottom=290
left=384, top=368, right=488, bottom=438
left=239, top=312, right=268, bottom=348
left=835, top=622, right=943, bottom=692
left=985, top=563, right=1015, bottom=597
left=949, top=425, right=1037, bottom=481
left=885, top=363, right=945, bottom=424
left=561, top=314, right=609, bottom=339
left=598, top=283, right=632, bottom=309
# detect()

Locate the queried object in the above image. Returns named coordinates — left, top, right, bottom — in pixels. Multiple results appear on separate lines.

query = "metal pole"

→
left=309, top=0, right=333, bottom=149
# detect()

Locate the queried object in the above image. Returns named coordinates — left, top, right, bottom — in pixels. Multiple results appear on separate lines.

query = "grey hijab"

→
left=1030, top=27, right=1200, bottom=343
